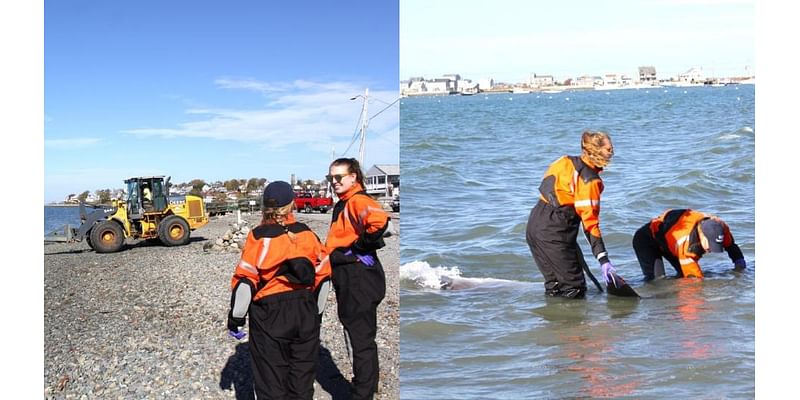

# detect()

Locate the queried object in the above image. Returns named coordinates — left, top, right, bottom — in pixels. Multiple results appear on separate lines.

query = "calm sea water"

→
left=44, top=206, right=82, bottom=235
left=399, top=85, right=755, bottom=399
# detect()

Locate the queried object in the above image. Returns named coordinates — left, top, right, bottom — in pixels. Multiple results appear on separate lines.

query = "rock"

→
left=215, top=238, right=224, bottom=246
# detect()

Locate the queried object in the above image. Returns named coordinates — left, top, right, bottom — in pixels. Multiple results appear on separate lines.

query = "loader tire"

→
left=90, top=220, right=125, bottom=253
left=159, top=215, right=190, bottom=246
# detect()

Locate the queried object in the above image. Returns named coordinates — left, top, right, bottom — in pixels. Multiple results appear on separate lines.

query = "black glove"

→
left=227, top=311, right=246, bottom=332
left=329, top=247, right=359, bottom=266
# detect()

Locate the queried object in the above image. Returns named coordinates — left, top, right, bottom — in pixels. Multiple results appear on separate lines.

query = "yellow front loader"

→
left=46, top=176, right=209, bottom=253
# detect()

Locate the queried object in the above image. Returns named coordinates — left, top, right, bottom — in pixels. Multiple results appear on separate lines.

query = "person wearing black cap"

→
left=632, top=208, right=746, bottom=279
left=226, top=181, right=330, bottom=399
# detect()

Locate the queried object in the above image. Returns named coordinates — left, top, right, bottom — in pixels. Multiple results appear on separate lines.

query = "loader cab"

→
left=125, top=176, right=170, bottom=218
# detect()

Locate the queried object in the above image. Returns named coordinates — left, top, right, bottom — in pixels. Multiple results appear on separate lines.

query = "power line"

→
left=369, top=98, right=399, bottom=121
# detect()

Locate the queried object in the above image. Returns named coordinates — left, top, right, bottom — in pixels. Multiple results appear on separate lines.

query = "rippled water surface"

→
left=400, top=86, right=755, bottom=399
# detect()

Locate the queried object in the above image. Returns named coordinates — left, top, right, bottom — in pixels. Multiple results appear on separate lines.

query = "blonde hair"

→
left=261, top=202, right=297, bottom=241
left=581, top=130, right=613, bottom=168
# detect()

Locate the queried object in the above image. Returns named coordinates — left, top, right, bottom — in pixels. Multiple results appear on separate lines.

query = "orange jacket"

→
left=231, top=213, right=331, bottom=302
left=648, top=209, right=738, bottom=278
left=326, top=183, right=389, bottom=260
left=538, top=155, right=608, bottom=263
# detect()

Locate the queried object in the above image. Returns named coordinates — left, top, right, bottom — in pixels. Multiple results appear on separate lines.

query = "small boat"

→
left=512, top=88, right=531, bottom=94
left=541, top=89, right=562, bottom=94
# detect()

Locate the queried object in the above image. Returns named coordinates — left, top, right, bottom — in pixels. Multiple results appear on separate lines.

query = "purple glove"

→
left=229, top=329, right=247, bottom=340
left=345, top=250, right=376, bottom=267
left=733, top=259, right=746, bottom=271
left=601, top=262, right=617, bottom=284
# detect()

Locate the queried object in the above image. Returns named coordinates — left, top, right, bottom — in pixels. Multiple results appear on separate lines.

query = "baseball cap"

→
left=262, top=181, right=294, bottom=208
left=700, top=219, right=725, bottom=253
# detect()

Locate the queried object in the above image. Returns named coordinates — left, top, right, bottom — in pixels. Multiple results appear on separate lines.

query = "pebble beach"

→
left=43, top=210, right=400, bottom=400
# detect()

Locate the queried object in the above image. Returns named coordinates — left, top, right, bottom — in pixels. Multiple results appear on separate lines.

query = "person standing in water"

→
left=325, top=157, right=390, bottom=399
left=526, top=130, right=616, bottom=299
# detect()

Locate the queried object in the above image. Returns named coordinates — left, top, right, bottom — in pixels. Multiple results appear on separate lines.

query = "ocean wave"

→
left=400, top=260, right=525, bottom=290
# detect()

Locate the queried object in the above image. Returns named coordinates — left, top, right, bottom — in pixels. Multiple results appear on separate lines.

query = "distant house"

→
left=678, top=67, right=703, bottom=83
left=639, top=66, right=657, bottom=82
left=530, top=74, right=555, bottom=88
left=442, top=74, right=461, bottom=92
left=365, top=164, right=399, bottom=197
left=478, top=78, right=494, bottom=90
left=427, top=79, right=451, bottom=94
left=574, top=75, right=597, bottom=87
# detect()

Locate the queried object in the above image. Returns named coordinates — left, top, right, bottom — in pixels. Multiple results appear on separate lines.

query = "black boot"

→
left=559, top=287, right=586, bottom=299
left=544, top=281, right=561, bottom=297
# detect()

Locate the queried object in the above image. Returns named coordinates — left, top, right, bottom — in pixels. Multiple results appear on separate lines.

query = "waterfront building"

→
left=638, top=66, right=658, bottom=82
left=365, top=164, right=399, bottom=198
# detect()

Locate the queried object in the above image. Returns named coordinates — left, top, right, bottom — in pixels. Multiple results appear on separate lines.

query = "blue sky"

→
left=44, top=0, right=399, bottom=202
left=400, top=0, right=754, bottom=83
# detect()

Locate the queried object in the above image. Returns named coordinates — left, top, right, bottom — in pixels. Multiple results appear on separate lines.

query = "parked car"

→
left=294, top=192, right=333, bottom=213
left=391, top=195, right=400, bottom=212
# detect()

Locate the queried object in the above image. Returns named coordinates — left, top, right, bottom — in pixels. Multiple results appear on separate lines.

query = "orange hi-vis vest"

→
left=538, top=155, right=608, bottom=263
left=648, top=209, right=735, bottom=279
left=231, top=213, right=331, bottom=302
left=326, top=183, right=390, bottom=252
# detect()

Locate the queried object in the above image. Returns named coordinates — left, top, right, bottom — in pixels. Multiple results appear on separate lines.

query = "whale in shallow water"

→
left=439, top=275, right=478, bottom=290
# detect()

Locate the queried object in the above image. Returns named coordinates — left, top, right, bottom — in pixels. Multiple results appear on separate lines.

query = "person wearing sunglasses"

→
left=325, top=157, right=390, bottom=400
left=525, top=130, right=616, bottom=299
left=226, top=181, right=331, bottom=399
left=632, top=209, right=746, bottom=279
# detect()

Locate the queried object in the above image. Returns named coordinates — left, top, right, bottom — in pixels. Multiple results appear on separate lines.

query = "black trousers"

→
left=248, top=289, right=320, bottom=400
left=332, top=260, right=386, bottom=400
left=526, top=200, right=587, bottom=298
left=632, top=223, right=678, bottom=280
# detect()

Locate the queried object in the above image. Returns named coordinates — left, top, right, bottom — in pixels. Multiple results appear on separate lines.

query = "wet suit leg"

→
left=633, top=223, right=667, bottom=280
left=332, top=260, right=386, bottom=400
left=526, top=201, right=587, bottom=298
left=248, top=290, right=319, bottom=400
left=527, top=205, right=560, bottom=295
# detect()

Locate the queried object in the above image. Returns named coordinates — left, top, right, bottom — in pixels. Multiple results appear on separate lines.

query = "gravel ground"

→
left=44, top=210, right=399, bottom=400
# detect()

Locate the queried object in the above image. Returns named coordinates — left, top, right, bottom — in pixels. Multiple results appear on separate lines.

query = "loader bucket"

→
left=45, top=224, right=78, bottom=243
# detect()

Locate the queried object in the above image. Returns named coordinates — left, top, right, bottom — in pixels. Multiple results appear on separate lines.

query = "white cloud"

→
left=44, top=137, right=102, bottom=149
left=124, top=79, right=399, bottom=154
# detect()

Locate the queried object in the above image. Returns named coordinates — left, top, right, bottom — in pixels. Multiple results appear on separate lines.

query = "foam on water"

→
left=400, top=260, right=523, bottom=290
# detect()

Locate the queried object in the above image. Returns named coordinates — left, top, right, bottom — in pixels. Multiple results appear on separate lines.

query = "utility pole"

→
left=329, top=146, right=335, bottom=200
left=357, top=88, right=370, bottom=165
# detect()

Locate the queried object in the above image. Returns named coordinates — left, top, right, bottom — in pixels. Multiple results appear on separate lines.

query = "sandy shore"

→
left=43, top=210, right=399, bottom=399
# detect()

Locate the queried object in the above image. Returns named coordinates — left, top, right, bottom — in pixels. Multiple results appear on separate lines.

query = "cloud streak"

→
left=124, top=79, right=399, bottom=153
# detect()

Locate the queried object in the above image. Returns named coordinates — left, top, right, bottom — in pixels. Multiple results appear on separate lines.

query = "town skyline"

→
left=401, top=63, right=754, bottom=86
left=400, top=0, right=754, bottom=83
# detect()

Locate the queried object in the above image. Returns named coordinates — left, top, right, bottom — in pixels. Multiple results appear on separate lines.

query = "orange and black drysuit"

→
left=633, top=209, right=743, bottom=279
left=526, top=155, right=609, bottom=298
left=228, top=214, right=330, bottom=399
left=326, top=182, right=389, bottom=400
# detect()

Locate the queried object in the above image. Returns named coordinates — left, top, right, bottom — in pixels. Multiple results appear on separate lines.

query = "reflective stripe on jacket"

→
left=231, top=213, right=330, bottom=302
left=538, top=155, right=608, bottom=262
left=648, top=209, right=738, bottom=278
left=326, top=183, right=389, bottom=254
